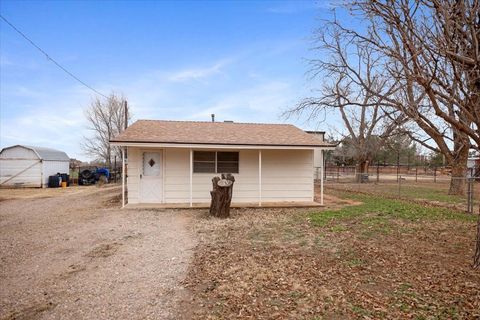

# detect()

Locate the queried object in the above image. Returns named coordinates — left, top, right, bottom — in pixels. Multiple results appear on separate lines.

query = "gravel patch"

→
left=0, top=185, right=196, bottom=320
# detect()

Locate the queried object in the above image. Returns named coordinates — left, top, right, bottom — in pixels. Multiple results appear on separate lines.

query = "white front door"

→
left=140, top=151, right=163, bottom=203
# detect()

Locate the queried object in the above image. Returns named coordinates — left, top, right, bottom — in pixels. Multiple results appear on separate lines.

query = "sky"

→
left=0, top=0, right=342, bottom=160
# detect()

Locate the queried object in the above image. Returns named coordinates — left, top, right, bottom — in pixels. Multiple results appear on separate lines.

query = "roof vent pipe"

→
left=211, top=114, right=215, bottom=122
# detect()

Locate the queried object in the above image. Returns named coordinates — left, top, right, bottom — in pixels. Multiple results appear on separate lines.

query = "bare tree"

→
left=82, top=93, right=130, bottom=165
left=310, top=11, right=469, bottom=194
left=388, top=80, right=471, bottom=195
left=287, top=24, right=405, bottom=181
left=330, top=0, right=479, bottom=267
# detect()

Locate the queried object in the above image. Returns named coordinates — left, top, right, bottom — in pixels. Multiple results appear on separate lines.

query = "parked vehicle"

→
left=79, top=167, right=110, bottom=185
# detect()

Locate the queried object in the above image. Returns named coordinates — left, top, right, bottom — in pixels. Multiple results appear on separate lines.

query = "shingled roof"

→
left=111, top=120, right=333, bottom=147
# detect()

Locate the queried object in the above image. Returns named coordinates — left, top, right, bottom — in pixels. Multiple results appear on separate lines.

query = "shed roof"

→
left=0, top=145, right=70, bottom=161
left=111, top=120, right=334, bottom=147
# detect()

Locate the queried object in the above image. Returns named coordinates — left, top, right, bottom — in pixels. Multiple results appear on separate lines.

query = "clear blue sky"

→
left=0, top=0, right=340, bottom=160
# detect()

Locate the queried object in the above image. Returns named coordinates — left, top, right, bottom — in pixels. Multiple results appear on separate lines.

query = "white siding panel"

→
left=261, top=150, right=313, bottom=202
left=164, top=148, right=190, bottom=203
left=0, top=159, right=42, bottom=187
left=313, top=148, right=323, bottom=167
left=42, top=160, right=70, bottom=186
left=127, top=147, right=141, bottom=204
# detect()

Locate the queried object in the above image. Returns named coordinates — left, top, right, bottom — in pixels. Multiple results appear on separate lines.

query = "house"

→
left=0, top=145, right=70, bottom=188
left=110, top=120, right=335, bottom=207
left=467, top=157, right=480, bottom=179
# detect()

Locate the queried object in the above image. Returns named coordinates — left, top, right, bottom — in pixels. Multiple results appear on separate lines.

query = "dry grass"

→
left=180, top=191, right=480, bottom=319
left=325, top=180, right=480, bottom=211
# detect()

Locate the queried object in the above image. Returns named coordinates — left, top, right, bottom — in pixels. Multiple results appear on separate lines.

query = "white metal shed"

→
left=0, top=145, right=70, bottom=187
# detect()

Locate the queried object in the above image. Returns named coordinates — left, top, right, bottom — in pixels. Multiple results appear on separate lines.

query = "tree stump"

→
left=209, top=173, right=235, bottom=218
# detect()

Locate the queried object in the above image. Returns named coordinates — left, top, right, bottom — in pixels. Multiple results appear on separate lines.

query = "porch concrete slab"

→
left=124, top=201, right=323, bottom=209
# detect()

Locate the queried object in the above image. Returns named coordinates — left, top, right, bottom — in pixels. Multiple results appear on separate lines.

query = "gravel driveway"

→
left=0, top=186, right=196, bottom=320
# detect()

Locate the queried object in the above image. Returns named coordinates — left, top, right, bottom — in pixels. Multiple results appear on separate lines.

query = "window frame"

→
left=192, top=151, right=240, bottom=174
left=192, top=151, right=216, bottom=173
left=216, top=151, right=240, bottom=174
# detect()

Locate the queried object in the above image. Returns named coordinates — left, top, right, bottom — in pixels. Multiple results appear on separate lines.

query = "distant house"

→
left=0, top=145, right=70, bottom=187
left=467, top=157, right=480, bottom=178
left=110, top=120, right=335, bottom=207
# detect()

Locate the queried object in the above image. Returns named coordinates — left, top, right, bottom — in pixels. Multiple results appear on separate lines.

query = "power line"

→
left=0, top=14, right=109, bottom=99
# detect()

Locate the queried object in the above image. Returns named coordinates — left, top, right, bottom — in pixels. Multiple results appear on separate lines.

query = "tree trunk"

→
left=209, top=174, right=235, bottom=218
left=356, top=160, right=369, bottom=183
left=448, top=136, right=469, bottom=196
left=474, top=206, right=480, bottom=269
left=449, top=163, right=467, bottom=196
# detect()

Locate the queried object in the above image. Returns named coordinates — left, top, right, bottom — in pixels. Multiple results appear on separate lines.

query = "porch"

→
left=124, top=200, right=323, bottom=209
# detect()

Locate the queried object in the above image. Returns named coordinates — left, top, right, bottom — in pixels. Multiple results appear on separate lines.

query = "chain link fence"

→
left=316, top=165, right=478, bottom=214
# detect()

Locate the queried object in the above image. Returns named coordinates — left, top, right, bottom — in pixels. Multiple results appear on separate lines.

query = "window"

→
left=193, top=151, right=215, bottom=173
left=217, top=152, right=239, bottom=173
left=193, top=151, right=239, bottom=173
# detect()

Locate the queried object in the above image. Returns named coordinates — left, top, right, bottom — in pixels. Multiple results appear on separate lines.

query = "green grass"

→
left=351, top=304, right=374, bottom=317
left=310, top=193, right=476, bottom=228
left=383, top=185, right=466, bottom=204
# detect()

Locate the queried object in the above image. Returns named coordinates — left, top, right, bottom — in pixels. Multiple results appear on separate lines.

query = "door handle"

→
left=140, top=174, right=143, bottom=179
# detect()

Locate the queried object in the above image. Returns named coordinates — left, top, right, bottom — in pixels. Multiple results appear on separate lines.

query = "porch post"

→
left=320, top=149, right=324, bottom=205
left=259, top=149, right=262, bottom=207
left=122, top=147, right=125, bottom=208
left=189, top=149, right=193, bottom=207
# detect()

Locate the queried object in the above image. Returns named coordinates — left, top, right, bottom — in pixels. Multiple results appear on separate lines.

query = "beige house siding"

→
left=126, top=147, right=313, bottom=204
left=164, top=148, right=190, bottom=203
left=261, top=149, right=313, bottom=202
left=126, top=147, right=141, bottom=204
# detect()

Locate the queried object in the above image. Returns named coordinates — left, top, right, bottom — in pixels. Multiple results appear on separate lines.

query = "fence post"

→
left=376, top=162, right=379, bottom=183
left=323, top=156, right=327, bottom=181
left=434, top=167, right=437, bottom=183
left=473, top=179, right=475, bottom=214
left=415, top=167, right=418, bottom=182
left=337, top=166, right=340, bottom=182
left=467, top=178, right=474, bottom=214
left=467, top=178, right=471, bottom=214
left=398, top=175, right=401, bottom=197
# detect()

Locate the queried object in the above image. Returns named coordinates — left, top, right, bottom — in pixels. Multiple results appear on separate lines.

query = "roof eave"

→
left=110, top=140, right=335, bottom=150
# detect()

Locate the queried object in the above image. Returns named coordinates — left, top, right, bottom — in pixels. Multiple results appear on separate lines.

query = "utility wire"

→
left=0, top=14, right=109, bottom=99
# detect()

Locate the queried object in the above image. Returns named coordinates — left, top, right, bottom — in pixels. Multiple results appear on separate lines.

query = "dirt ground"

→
left=0, top=185, right=196, bottom=320
left=180, top=189, right=480, bottom=319
left=2, top=186, right=478, bottom=319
